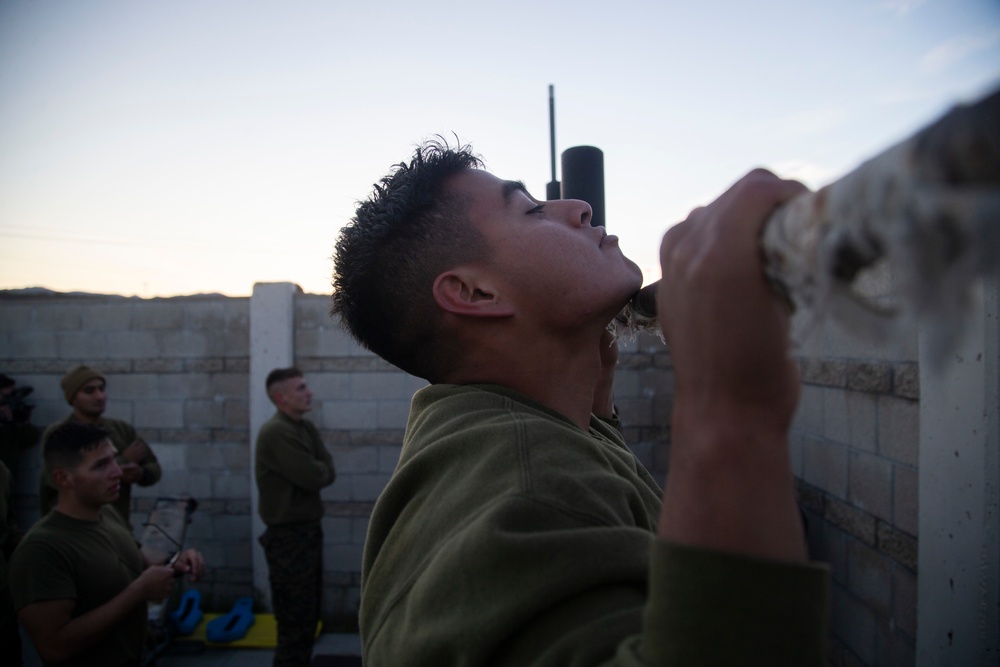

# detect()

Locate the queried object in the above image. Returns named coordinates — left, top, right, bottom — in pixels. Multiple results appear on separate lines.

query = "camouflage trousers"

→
left=259, top=522, right=323, bottom=667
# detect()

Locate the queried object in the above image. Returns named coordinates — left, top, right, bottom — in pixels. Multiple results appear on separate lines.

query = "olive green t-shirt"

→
left=9, top=506, right=147, bottom=667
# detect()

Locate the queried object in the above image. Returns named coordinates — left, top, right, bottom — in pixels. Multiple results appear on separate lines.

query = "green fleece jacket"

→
left=255, top=411, right=335, bottom=527
left=361, top=384, right=829, bottom=666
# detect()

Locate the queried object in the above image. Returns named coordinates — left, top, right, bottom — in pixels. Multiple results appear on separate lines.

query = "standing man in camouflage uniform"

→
left=40, top=366, right=161, bottom=529
left=255, top=368, right=335, bottom=667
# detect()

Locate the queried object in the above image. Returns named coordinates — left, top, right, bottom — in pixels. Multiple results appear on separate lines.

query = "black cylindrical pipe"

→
left=561, top=146, right=605, bottom=228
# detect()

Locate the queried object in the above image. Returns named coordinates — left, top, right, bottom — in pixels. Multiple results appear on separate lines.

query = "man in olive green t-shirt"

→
left=10, top=420, right=204, bottom=667
left=255, top=368, right=335, bottom=667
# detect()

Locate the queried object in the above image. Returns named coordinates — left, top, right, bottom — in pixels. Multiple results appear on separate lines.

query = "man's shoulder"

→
left=40, top=415, right=73, bottom=441
left=99, top=416, right=136, bottom=433
left=10, top=512, right=74, bottom=565
left=256, top=411, right=304, bottom=446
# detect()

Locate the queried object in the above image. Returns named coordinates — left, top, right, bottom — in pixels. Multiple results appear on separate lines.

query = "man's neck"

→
left=278, top=407, right=304, bottom=421
left=445, top=329, right=603, bottom=431
left=71, top=410, right=101, bottom=425
left=54, top=497, right=101, bottom=521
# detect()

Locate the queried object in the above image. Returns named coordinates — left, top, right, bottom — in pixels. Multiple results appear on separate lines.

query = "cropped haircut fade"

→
left=331, top=140, right=486, bottom=381
left=44, top=421, right=112, bottom=472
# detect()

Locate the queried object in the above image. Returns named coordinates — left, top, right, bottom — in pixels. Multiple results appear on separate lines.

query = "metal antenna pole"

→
left=546, top=84, right=560, bottom=200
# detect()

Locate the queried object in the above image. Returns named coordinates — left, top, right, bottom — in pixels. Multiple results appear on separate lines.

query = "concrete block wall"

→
left=2, top=282, right=936, bottom=656
left=0, top=293, right=256, bottom=613
left=789, top=263, right=920, bottom=666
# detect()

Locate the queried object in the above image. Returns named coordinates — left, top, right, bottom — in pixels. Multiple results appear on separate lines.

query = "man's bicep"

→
left=18, top=598, right=75, bottom=646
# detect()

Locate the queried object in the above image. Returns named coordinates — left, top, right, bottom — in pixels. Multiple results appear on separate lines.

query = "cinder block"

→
left=185, top=399, right=225, bottom=428
left=335, top=445, right=378, bottom=475
left=306, top=372, right=351, bottom=399
left=831, top=585, right=878, bottom=665
left=187, top=358, right=224, bottom=373
left=322, top=517, right=353, bottom=544
left=892, top=363, right=919, bottom=400
left=324, top=543, right=364, bottom=572
left=351, top=516, right=371, bottom=545
left=57, top=332, right=109, bottom=358
left=617, top=397, right=653, bottom=428
left=210, top=373, right=247, bottom=399
left=9, top=331, right=58, bottom=358
left=183, top=301, right=227, bottom=330
left=876, top=522, right=916, bottom=571
left=162, top=331, right=211, bottom=358
left=0, top=305, right=36, bottom=331
left=349, top=372, right=408, bottom=400
left=294, top=296, right=327, bottom=329
left=158, top=373, right=210, bottom=399
left=223, top=328, right=250, bottom=356
left=845, top=363, right=891, bottom=394
left=146, top=442, right=187, bottom=471
left=793, top=385, right=824, bottom=436
left=877, top=396, right=918, bottom=467
left=826, top=496, right=877, bottom=545
left=212, top=513, right=251, bottom=538
left=612, top=369, right=640, bottom=399
left=132, top=399, right=184, bottom=429
left=223, top=542, right=252, bottom=569
left=106, top=331, right=159, bottom=359
left=847, top=539, right=891, bottom=618
left=802, top=436, right=848, bottom=499
left=377, top=400, right=411, bottom=429
left=152, top=471, right=213, bottom=498
left=34, top=304, right=84, bottom=331
left=133, top=359, right=184, bottom=372
left=349, top=473, right=390, bottom=503
left=223, top=300, right=250, bottom=329
left=133, top=301, right=184, bottom=330
left=799, top=358, right=847, bottom=388
left=823, top=388, right=877, bottom=452
left=224, top=400, right=250, bottom=429
left=892, top=567, right=917, bottom=638
left=323, top=401, right=377, bottom=430
left=893, top=465, right=918, bottom=537
left=111, top=373, right=160, bottom=400
left=378, top=444, right=402, bottom=474
left=296, top=326, right=366, bottom=357
left=83, top=303, right=135, bottom=331
left=848, top=451, right=892, bottom=521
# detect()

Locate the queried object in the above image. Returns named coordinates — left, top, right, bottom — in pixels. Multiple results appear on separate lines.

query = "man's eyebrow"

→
left=501, top=180, right=529, bottom=204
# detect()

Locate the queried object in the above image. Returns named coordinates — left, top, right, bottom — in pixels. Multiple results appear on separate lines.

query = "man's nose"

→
left=559, top=199, right=592, bottom=228
left=110, top=461, right=123, bottom=479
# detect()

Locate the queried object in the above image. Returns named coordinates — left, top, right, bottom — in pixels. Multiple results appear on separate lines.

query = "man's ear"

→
left=433, top=269, right=514, bottom=317
left=52, top=468, right=74, bottom=490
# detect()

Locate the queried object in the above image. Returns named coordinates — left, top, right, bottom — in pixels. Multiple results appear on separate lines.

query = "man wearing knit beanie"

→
left=38, top=365, right=161, bottom=527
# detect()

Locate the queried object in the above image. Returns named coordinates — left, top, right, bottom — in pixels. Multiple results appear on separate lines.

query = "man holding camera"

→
left=0, top=373, right=40, bottom=485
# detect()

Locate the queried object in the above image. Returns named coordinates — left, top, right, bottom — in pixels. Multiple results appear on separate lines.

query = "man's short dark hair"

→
left=44, top=421, right=111, bottom=472
left=331, top=139, right=487, bottom=382
left=266, top=368, right=303, bottom=395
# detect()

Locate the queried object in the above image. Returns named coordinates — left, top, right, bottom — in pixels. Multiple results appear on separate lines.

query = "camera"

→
left=1, top=385, right=35, bottom=423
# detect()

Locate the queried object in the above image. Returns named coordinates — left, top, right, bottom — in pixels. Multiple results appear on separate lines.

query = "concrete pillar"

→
left=249, top=282, right=300, bottom=609
left=918, top=274, right=999, bottom=665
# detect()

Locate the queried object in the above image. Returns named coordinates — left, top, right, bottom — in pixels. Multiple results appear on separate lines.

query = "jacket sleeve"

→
left=257, top=422, right=334, bottom=492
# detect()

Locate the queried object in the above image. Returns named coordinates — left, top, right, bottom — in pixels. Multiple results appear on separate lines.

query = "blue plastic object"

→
left=206, top=596, right=255, bottom=643
left=169, top=589, right=204, bottom=635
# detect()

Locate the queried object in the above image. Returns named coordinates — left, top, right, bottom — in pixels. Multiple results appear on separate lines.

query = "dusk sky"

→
left=1, top=0, right=998, bottom=297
